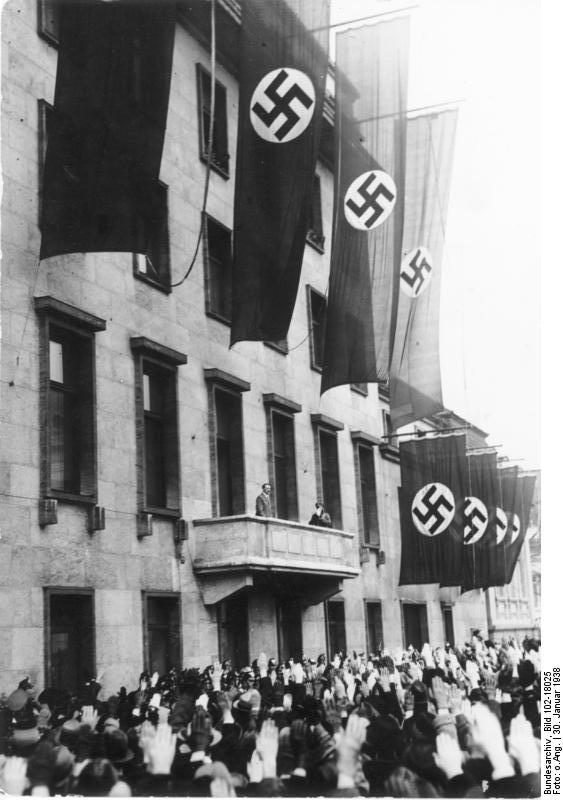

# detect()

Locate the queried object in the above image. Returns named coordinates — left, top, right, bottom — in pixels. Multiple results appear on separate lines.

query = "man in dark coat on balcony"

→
left=255, top=483, right=272, bottom=517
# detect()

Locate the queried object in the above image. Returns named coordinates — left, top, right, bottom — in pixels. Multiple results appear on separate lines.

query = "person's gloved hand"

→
left=81, top=704, right=100, bottom=730
left=431, top=676, right=449, bottom=713
left=189, top=707, right=212, bottom=754
left=256, top=718, right=279, bottom=778
left=434, top=732, right=463, bottom=780
left=322, top=695, right=342, bottom=735
left=1, top=756, right=28, bottom=796
left=139, top=720, right=157, bottom=764
left=472, top=702, right=514, bottom=780
left=336, top=713, right=368, bottom=788
left=211, top=661, right=222, bottom=692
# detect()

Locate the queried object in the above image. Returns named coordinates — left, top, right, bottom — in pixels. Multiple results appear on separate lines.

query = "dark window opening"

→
left=277, top=599, right=303, bottom=663
left=46, top=590, right=95, bottom=694
left=215, top=389, right=245, bottom=516
left=319, top=429, right=342, bottom=529
left=306, top=174, right=325, bottom=252
left=196, top=64, right=229, bottom=177
left=142, top=361, right=180, bottom=513
left=358, top=444, right=379, bottom=546
left=351, top=382, right=368, bottom=395
left=144, top=594, right=181, bottom=674
left=48, top=324, right=95, bottom=500
left=204, top=215, right=232, bottom=323
left=308, top=287, right=326, bottom=371
left=133, top=182, right=170, bottom=291
left=272, top=411, right=298, bottom=521
left=365, top=601, right=383, bottom=655
left=402, top=602, right=429, bottom=651
left=382, top=410, right=398, bottom=449
left=442, top=605, right=455, bottom=647
left=218, top=594, right=249, bottom=668
left=326, top=600, right=346, bottom=658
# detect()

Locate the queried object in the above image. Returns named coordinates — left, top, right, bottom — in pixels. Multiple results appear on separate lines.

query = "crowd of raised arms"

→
left=0, top=633, right=541, bottom=797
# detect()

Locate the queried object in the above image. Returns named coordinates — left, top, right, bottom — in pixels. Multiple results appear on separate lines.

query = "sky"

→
left=330, top=0, right=541, bottom=470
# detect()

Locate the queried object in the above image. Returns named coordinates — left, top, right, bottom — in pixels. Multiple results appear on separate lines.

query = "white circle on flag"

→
left=400, top=247, right=433, bottom=298
left=495, top=507, right=508, bottom=543
left=250, top=68, right=316, bottom=143
left=344, top=170, right=397, bottom=230
left=510, top=513, right=521, bottom=544
left=463, top=496, right=488, bottom=545
left=411, top=482, right=455, bottom=537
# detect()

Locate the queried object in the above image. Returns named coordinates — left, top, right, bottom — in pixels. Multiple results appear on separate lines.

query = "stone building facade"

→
left=1, top=0, right=495, bottom=697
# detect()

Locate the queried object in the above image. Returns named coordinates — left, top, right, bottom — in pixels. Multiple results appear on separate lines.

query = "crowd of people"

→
left=0, top=633, right=541, bottom=797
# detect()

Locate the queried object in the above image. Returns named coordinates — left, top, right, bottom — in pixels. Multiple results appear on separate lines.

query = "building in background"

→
left=0, top=0, right=533, bottom=695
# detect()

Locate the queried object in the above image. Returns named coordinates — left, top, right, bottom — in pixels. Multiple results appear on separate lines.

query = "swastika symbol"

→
left=411, top=482, right=455, bottom=537
left=250, top=68, right=315, bottom=143
left=400, top=247, right=433, bottom=298
left=344, top=170, right=397, bottom=230
left=495, top=507, right=508, bottom=543
left=463, top=496, right=488, bottom=545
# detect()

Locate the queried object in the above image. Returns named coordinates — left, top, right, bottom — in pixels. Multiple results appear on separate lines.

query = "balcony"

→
left=192, top=515, right=360, bottom=605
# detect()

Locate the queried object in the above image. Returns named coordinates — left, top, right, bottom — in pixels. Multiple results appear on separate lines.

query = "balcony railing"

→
left=191, top=515, right=360, bottom=604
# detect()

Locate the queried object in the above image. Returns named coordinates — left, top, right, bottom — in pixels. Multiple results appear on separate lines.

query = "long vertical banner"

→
left=321, top=17, right=409, bottom=393
left=398, top=434, right=467, bottom=586
left=40, top=0, right=176, bottom=260
left=460, top=450, right=501, bottom=591
left=230, top=0, right=329, bottom=345
left=389, top=109, right=458, bottom=429
left=505, top=472, right=537, bottom=584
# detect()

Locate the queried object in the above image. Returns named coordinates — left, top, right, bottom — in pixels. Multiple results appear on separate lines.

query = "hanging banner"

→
left=320, top=17, right=410, bottom=393
left=398, top=434, right=467, bottom=586
left=505, top=473, right=537, bottom=584
left=230, top=0, right=329, bottom=345
left=460, top=450, right=501, bottom=591
left=40, top=0, right=176, bottom=260
left=389, top=109, right=458, bottom=429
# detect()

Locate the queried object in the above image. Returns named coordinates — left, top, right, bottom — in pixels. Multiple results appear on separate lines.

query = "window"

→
left=143, top=593, right=181, bottom=674
left=442, top=604, right=455, bottom=646
left=38, top=100, right=53, bottom=223
left=203, top=214, right=232, bottom=322
left=382, top=409, right=398, bottom=449
left=218, top=594, right=249, bottom=667
left=264, top=394, right=301, bottom=521
left=265, top=338, right=289, bottom=355
left=38, top=0, right=60, bottom=45
left=196, top=64, right=229, bottom=177
left=351, top=432, right=380, bottom=546
left=277, top=599, right=303, bottom=662
left=402, top=602, right=429, bottom=651
left=307, top=286, right=326, bottom=372
left=306, top=174, right=324, bottom=252
left=35, top=297, right=105, bottom=504
left=131, top=337, right=187, bottom=516
left=351, top=382, right=368, bottom=395
left=311, top=413, right=343, bottom=529
left=326, top=600, right=346, bottom=658
left=45, top=589, right=95, bottom=693
left=133, top=182, right=170, bottom=291
left=365, top=601, right=383, bottom=655
left=205, top=369, right=250, bottom=517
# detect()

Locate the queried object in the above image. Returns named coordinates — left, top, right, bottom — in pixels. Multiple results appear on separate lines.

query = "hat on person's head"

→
left=52, top=745, right=75, bottom=788
left=103, top=716, right=120, bottom=731
left=7, top=688, right=29, bottom=712
left=58, top=717, right=81, bottom=750
left=518, top=659, right=536, bottom=686
left=38, top=687, right=68, bottom=711
left=233, top=689, right=261, bottom=715
left=169, top=697, right=193, bottom=731
left=103, top=728, right=135, bottom=764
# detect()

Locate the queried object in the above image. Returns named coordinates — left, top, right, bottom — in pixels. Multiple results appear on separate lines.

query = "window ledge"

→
left=310, top=363, right=323, bottom=375
left=264, top=340, right=288, bottom=355
left=351, top=384, right=369, bottom=396
left=133, top=269, right=172, bottom=295
left=306, top=233, right=325, bottom=254
left=378, top=443, right=400, bottom=463
left=46, top=491, right=97, bottom=506
left=199, top=154, right=230, bottom=180
left=144, top=506, right=181, bottom=520
left=205, top=309, right=232, bottom=327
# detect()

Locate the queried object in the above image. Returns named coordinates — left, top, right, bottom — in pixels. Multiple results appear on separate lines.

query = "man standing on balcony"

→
left=255, top=483, right=272, bottom=517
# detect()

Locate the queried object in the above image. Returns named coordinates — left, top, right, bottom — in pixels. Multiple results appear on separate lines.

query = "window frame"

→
left=325, top=599, right=347, bottom=658
left=364, top=600, right=384, bottom=655
left=204, top=369, right=250, bottom=518
left=263, top=394, right=301, bottom=522
left=311, top=413, right=343, bottom=530
left=142, top=591, right=182, bottom=673
left=132, top=180, right=171, bottom=293
left=306, top=173, right=325, bottom=253
left=37, top=0, right=60, bottom=46
left=203, top=212, right=233, bottom=324
left=38, top=99, right=53, bottom=225
left=196, top=63, right=230, bottom=179
left=307, top=285, right=326, bottom=373
left=130, top=337, right=187, bottom=519
left=44, top=587, right=95, bottom=693
left=35, top=297, right=105, bottom=506
left=351, top=431, right=381, bottom=547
